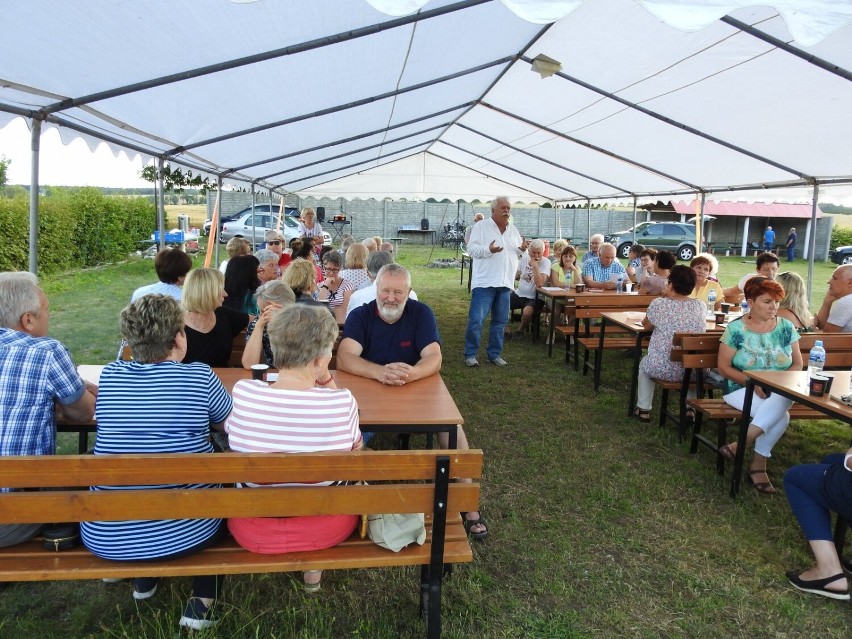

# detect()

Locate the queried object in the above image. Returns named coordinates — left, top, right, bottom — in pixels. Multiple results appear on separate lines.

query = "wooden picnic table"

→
left=66, top=367, right=463, bottom=452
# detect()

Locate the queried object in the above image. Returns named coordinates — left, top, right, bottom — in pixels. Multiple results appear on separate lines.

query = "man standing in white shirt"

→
left=463, top=197, right=528, bottom=367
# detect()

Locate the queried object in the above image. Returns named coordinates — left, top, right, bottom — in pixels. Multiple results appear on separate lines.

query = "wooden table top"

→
left=746, top=370, right=852, bottom=423
left=602, top=311, right=725, bottom=333
left=77, top=365, right=463, bottom=426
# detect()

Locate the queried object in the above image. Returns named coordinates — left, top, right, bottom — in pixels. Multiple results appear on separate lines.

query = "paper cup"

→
left=251, top=364, right=269, bottom=381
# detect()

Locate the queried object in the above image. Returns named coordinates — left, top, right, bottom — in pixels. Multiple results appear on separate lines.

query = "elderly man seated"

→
left=815, top=264, right=852, bottom=332
left=0, top=272, right=97, bottom=547
left=582, top=242, right=626, bottom=290
left=337, top=264, right=489, bottom=540
left=344, top=251, right=417, bottom=319
left=582, top=233, right=604, bottom=263
left=507, top=238, right=550, bottom=338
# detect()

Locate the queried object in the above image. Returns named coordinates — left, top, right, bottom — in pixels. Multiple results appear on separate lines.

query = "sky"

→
left=0, top=117, right=151, bottom=188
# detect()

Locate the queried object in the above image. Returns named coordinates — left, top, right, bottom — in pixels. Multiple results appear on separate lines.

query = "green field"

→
left=1, top=247, right=848, bottom=638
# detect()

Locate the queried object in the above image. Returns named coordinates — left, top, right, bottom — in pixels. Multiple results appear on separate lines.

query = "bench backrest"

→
left=574, top=294, right=657, bottom=320
left=0, top=450, right=483, bottom=525
left=675, top=331, right=852, bottom=370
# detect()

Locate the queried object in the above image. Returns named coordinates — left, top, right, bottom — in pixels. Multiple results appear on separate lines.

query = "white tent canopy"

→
left=1, top=0, right=851, bottom=206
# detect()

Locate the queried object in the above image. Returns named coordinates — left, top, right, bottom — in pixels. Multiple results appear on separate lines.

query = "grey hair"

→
left=268, top=304, right=338, bottom=369
left=254, top=248, right=278, bottom=266
left=256, top=280, right=296, bottom=308
left=375, top=263, right=411, bottom=289
left=0, top=272, right=41, bottom=329
left=529, top=238, right=545, bottom=252
left=491, top=196, right=509, bottom=210
left=120, top=294, right=184, bottom=363
left=366, top=250, right=394, bottom=278
left=590, top=234, right=605, bottom=243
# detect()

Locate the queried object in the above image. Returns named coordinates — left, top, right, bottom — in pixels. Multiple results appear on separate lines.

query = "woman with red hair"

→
left=717, top=277, right=803, bottom=494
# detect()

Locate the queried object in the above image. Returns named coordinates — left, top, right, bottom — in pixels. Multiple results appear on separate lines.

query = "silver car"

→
left=219, top=207, right=331, bottom=247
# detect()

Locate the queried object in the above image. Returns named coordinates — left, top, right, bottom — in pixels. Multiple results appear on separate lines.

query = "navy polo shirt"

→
left=342, top=299, right=441, bottom=366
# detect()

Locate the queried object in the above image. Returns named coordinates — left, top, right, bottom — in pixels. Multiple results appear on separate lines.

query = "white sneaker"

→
left=488, top=357, right=508, bottom=366
left=464, top=357, right=479, bottom=367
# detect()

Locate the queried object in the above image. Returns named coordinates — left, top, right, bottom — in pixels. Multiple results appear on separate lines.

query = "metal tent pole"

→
left=806, top=183, right=820, bottom=303
left=215, top=176, right=223, bottom=264
left=586, top=199, right=591, bottom=247
left=157, top=157, right=165, bottom=250
left=27, top=119, right=42, bottom=274
left=631, top=196, right=637, bottom=244
left=250, top=183, right=257, bottom=249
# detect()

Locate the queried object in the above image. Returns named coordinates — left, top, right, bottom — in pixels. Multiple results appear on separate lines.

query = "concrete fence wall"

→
left=208, top=194, right=832, bottom=259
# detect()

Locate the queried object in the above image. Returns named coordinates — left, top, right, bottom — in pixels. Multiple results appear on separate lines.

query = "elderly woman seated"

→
left=226, top=304, right=363, bottom=592
left=282, top=259, right=335, bottom=317
left=717, top=277, right=802, bottom=494
left=182, top=267, right=249, bottom=367
left=633, top=265, right=706, bottom=422
left=242, top=280, right=296, bottom=368
left=80, top=294, right=233, bottom=631
left=254, top=248, right=280, bottom=284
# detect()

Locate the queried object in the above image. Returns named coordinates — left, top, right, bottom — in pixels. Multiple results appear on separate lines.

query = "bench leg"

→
left=716, top=419, right=729, bottom=476
left=689, top=410, right=703, bottom=454
left=659, top=387, right=669, bottom=428
left=420, top=456, right=450, bottom=639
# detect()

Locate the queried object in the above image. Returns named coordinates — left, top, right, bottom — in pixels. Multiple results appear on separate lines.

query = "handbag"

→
left=366, top=512, right=426, bottom=552
left=41, top=523, right=80, bottom=552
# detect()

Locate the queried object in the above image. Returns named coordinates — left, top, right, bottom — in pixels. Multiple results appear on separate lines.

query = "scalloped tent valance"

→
left=1, top=0, right=851, bottom=204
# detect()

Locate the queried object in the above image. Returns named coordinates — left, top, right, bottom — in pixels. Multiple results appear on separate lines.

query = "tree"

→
left=139, top=162, right=216, bottom=193
left=0, top=155, right=10, bottom=192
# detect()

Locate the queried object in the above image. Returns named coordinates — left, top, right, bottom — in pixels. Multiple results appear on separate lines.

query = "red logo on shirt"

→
left=400, top=341, right=412, bottom=347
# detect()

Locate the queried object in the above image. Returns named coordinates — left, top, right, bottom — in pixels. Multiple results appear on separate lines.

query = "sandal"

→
left=462, top=513, right=489, bottom=541
left=747, top=469, right=776, bottom=494
left=718, top=444, right=736, bottom=462
left=632, top=408, right=651, bottom=423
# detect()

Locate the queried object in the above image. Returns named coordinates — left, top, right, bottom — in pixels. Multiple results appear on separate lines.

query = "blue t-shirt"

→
left=342, top=300, right=441, bottom=366
left=81, top=360, right=232, bottom=561
left=764, top=229, right=776, bottom=245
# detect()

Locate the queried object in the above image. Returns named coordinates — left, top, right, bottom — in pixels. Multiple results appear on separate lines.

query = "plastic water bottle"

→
left=707, top=288, right=717, bottom=315
left=807, top=340, right=826, bottom=378
left=740, top=299, right=749, bottom=317
left=616, top=274, right=624, bottom=294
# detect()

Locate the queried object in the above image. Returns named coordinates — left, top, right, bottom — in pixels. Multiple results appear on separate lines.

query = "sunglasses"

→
left=268, top=240, right=282, bottom=246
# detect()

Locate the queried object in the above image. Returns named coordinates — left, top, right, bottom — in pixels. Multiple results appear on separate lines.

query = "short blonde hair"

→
left=346, top=243, right=369, bottom=269
left=226, top=237, right=251, bottom=259
left=372, top=236, right=382, bottom=248
left=552, top=239, right=568, bottom=257
left=268, top=304, right=338, bottom=369
left=182, top=268, right=224, bottom=313
left=302, top=207, right=315, bottom=221
left=282, top=259, right=316, bottom=296
left=256, top=280, right=296, bottom=308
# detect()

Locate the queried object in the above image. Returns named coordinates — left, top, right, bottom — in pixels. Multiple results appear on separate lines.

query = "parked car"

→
left=608, top=222, right=704, bottom=261
left=203, top=205, right=301, bottom=237
left=830, top=245, right=852, bottom=265
left=219, top=206, right=332, bottom=247
left=604, top=222, right=655, bottom=245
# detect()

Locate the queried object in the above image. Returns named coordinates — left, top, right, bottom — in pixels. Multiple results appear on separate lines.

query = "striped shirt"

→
left=81, top=360, right=232, bottom=560
left=226, top=380, right=361, bottom=487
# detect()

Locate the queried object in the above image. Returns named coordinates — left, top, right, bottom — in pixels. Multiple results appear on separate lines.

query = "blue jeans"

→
left=787, top=246, right=795, bottom=261
left=465, top=286, right=510, bottom=360
left=783, top=453, right=845, bottom=541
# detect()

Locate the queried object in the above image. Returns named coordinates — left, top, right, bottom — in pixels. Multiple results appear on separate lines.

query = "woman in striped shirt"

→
left=80, top=294, right=233, bottom=632
left=226, top=304, right=363, bottom=592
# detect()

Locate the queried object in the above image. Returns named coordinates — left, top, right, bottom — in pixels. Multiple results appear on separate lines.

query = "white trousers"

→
left=723, top=387, right=793, bottom=458
left=636, top=370, right=694, bottom=412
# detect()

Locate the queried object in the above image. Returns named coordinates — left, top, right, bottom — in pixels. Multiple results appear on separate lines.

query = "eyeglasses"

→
left=268, top=240, right=282, bottom=245
left=324, top=268, right=341, bottom=273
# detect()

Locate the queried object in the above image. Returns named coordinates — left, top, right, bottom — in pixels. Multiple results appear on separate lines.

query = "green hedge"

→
left=830, top=224, right=852, bottom=250
left=0, top=189, right=157, bottom=274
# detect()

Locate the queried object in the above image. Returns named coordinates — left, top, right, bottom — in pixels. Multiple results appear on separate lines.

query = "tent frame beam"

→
left=519, top=56, right=811, bottom=180
left=38, top=0, right=494, bottom=116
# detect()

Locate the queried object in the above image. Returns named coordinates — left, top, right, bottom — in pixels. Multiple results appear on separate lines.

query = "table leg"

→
left=730, top=379, right=755, bottom=498
left=547, top=298, right=556, bottom=357
left=459, top=255, right=464, bottom=286
left=532, top=290, right=540, bottom=342
left=594, top=317, right=606, bottom=391
left=467, top=258, right=472, bottom=293
left=627, top=332, right=643, bottom=417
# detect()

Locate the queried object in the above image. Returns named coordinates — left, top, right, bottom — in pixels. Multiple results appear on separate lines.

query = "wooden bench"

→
left=0, top=449, right=482, bottom=639
left=574, top=296, right=656, bottom=385
left=684, top=332, right=852, bottom=492
left=554, top=295, right=655, bottom=372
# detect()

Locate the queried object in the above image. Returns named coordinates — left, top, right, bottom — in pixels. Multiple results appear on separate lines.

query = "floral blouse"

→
left=720, top=317, right=800, bottom=394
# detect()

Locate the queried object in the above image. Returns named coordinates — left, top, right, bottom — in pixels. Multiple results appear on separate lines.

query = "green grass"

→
left=2, top=247, right=849, bottom=638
